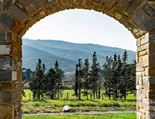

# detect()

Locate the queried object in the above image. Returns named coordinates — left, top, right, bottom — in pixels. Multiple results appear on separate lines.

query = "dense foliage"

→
left=24, top=50, right=135, bottom=101
left=74, top=51, right=136, bottom=100
left=29, top=59, right=64, bottom=100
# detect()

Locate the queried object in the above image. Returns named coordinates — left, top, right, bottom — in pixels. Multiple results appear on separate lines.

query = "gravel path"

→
left=23, top=111, right=136, bottom=116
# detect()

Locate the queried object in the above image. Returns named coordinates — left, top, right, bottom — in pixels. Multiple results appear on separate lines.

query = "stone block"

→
left=0, top=32, right=11, bottom=42
left=0, top=71, right=17, bottom=81
left=0, top=45, right=11, bottom=55
left=137, top=43, right=148, bottom=52
left=143, top=17, right=155, bottom=31
left=18, top=0, right=31, bottom=5
left=144, top=4, right=155, bottom=17
left=0, top=71, right=11, bottom=81
left=0, top=12, right=12, bottom=28
left=12, top=71, right=17, bottom=81
left=138, top=50, right=147, bottom=57
left=137, top=38, right=141, bottom=47
left=25, top=4, right=36, bottom=13
left=2, top=0, right=12, bottom=10
left=0, top=104, right=14, bottom=119
left=0, top=57, right=11, bottom=70
left=149, top=42, right=155, bottom=55
left=142, top=55, right=148, bottom=67
left=2, top=90, right=17, bottom=103
left=146, top=67, right=155, bottom=76
left=8, top=4, right=26, bottom=21
left=137, top=89, right=142, bottom=101
left=104, top=0, right=116, bottom=9
left=126, top=0, right=142, bottom=15
left=0, top=81, right=16, bottom=90
left=31, top=0, right=47, bottom=8
left=149, top=32, right=155, bottom=41
left=133, top=10, right=150, bottom=26
left=149, top=55, right=155, bottom=68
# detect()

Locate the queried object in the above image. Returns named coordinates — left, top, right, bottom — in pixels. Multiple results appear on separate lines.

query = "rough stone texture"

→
left=0, top=32, right=11, bottom=42
left=144, top=4, right=155, bottom=17
left=0, top=45, right=11, bottom=55
left=0, top=71, right=12, bottom=81
left=0, top=57, right=17, bottom=70
left=0, top=0, right=154, bottom=119
left=8, top=4, right=27, bottom=21
left=0, top=12, right=12, bottom=28
left=137, top=32, right=155, bottom=119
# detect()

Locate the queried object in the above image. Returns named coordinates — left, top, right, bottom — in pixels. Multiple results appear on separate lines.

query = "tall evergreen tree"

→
left=74, top=64, right=79, bottom=98
left=46, top=68, right=57, bottom=99
left=90, top=52, right=100, bottom=99
left=112, top=54, right=118, bottom=100
left=77, top=59, right=82, bottom=100
left=54, top=60, right=64, bottom=99
left=103, top=56, right=113, bottom=99
left=29, top=59, right=45, bottom=100
left=120, top=50, right=128, bottom=100
left=82, top=59, right=90, bottom=97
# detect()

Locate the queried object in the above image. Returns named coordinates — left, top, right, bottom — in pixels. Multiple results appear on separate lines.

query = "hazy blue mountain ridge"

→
left=23, top=39, right=136, bottom=72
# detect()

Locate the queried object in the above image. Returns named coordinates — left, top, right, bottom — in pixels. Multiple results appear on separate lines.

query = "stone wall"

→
left=0, top=0, right=154, bottom=119
left=136, top=31, right=155, bottom=119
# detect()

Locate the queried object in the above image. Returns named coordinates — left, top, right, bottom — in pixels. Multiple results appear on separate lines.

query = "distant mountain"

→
left=23, top=45, right=77, bottom=72
left=22, top=39, right=136, bottom=72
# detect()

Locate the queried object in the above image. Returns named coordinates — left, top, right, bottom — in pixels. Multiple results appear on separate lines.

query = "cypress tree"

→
left=74, top=64, right=79, bottom=98
left=103, top=56, right=113, bottom=99
left=46, top=68, right=57, bottom=99
left=90, top=52, right=100, bottom=99
left=54, top=60, right=64, bottom=99
left=82, top=59, right=90, bottom=97
left=77, top=59, right=82, bottom=100
left=29, top=59, right=44, bottom=100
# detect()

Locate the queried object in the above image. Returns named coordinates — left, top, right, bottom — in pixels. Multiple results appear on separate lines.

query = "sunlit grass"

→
left=22, top=89, right=136, bottom=114
left=23, top=114, right=136, bottom=119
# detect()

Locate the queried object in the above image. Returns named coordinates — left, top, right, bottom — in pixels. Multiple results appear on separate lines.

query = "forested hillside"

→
left=22, top=39, right=136, bottom=72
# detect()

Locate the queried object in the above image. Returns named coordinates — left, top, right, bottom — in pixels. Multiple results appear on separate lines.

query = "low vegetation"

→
left=22, top=89, right=136, bottom=114
left=23, top=113, right=136, bottom=119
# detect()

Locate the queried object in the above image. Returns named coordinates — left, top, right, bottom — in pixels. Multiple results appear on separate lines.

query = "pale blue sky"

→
left=23, top=9, right=136, bottom=51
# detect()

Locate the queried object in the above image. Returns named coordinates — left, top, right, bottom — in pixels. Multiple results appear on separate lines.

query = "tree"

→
left=82, top=59, right=90, bottom=98
left=29, top=59, right=45, bottom=100
left=54, top=60, right=64, bottom=99
left=77, top=59, right=82, bottom=100
left=46, top=68, right=57, bottom=99
left=103, top=56, right=113, bottom=99
left=74, top=64, right=79, bottom=98
left=119, top=50, right=128, bottom=100
left=90, top=52, right=100, bottom=99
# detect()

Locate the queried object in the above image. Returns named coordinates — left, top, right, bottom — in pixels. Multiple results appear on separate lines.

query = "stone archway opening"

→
left=0, top=0, right=154, bottom=119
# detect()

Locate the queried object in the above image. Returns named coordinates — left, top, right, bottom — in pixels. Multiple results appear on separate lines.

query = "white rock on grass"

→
left=63, top=105, right=71, bottom=112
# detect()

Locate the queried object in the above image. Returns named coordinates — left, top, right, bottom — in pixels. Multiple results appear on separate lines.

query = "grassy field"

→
left=22, top=89, right=136, bottom=114
left=23, top=114, right=136, bottom=119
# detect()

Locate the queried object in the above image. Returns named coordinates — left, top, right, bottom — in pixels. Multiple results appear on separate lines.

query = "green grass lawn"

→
left=23, top=114, right=136, bottom=119
left=22, top=89, right=136, bottom=114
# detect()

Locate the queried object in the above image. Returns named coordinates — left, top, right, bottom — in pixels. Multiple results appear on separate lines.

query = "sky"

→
left=23, top=9, right=136, bottom=51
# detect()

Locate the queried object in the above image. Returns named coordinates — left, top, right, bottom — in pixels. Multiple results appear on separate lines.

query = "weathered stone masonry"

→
left=0, top=0, right=154, bottom=119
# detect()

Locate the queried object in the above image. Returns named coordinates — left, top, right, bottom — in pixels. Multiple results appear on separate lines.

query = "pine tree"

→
left=54, top=60, right=64, bottom=99
left=29, top=59, right=45, bottom=100
left=82, top=59, right=90, bottom=98
left=77, top=59, right=82, bottom=100
left=103, top=56, right=113, bottom=99
left=46, top=68, right=57, bottom=99
left=120, top=50, right=128, bottom=100
left=90, top=52, right=100, bottom=99
left=112, top=54, right=118, bottom=100
left=74, top=64, right=79, bottom=98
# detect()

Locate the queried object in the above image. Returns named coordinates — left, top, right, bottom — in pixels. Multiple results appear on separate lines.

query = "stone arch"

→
left=0, top=0, right=154, bottom=119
